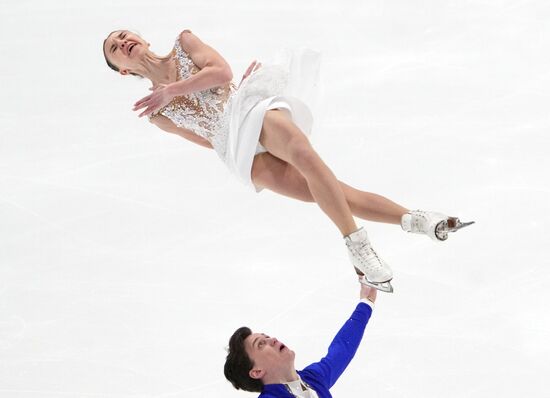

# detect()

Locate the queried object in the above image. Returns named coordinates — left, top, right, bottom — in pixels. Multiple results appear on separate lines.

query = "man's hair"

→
left=224, top=326, right=263, bottom=392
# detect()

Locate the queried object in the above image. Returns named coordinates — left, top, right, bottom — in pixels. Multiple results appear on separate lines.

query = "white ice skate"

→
left=344, top=228, right=394, bottom=293
left=401, top=210, right=474, bottom=241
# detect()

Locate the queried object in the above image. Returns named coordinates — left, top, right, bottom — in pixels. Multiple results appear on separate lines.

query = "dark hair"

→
left=102, top=31, right=142, bottom=77
left=224, top=327, right=263, bottom=392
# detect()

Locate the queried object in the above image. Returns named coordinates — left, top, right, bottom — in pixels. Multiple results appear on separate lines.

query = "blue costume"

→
left=258, top=302, right=373, bottom=398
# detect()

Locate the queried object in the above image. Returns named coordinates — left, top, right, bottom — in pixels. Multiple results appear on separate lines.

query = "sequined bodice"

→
left=155, top=39, right=235, bottom=156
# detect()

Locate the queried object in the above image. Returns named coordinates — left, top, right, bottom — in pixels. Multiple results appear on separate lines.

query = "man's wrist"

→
left=360, top=298, right=375, bottom=309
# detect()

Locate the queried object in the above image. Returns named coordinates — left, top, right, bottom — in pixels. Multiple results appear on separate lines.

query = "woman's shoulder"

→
left=177, top=29, right=194, bottom=49
left=171, top=30, right=199, bottom=78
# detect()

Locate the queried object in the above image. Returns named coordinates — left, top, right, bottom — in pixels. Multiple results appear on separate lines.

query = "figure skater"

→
left=102, top=29, right=473, bottom=292
left=224, top=282, right=377, bottom=397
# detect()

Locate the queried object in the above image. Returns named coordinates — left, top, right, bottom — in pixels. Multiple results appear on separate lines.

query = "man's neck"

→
left=263, top=368, right=300, bottom=385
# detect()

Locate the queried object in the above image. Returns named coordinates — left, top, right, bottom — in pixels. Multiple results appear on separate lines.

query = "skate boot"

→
left=401, top=210, right=475, bottom=241
left=344, top=227, right=393, bottom=293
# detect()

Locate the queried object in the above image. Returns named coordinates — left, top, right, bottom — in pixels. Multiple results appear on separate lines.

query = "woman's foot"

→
left=401, top=210, right=475, bottom=241
left=344, top=228, right=394, bottom=293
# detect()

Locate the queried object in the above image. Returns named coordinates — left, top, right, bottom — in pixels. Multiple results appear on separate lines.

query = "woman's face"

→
left=103, top=30, right=148, bottom=75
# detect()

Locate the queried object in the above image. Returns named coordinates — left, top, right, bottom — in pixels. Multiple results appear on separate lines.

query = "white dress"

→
left=153, top=38, right=321, bottom=190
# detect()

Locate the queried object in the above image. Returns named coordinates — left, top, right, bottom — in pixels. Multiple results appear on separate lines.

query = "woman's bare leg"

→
left=341, top=182, right=408, bottom=224
left=252, top=152, right=409, bottom=225
left=255, top=116, right=395, bottom=290
left=259, top=110, right=357, bottom=236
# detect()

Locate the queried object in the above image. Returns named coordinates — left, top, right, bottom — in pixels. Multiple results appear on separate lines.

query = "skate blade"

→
left=447, top=219, right=475, bottom=233
left=436, top=218, right=475, bottom=240
left=358, top=275, right=394, bottom=293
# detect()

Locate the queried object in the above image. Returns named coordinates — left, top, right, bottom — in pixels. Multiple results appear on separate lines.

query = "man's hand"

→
left=359, top=281, right=377, bottom=304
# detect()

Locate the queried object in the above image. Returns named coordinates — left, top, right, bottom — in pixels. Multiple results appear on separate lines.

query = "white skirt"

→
left=223, top=49, right=321, bottom=190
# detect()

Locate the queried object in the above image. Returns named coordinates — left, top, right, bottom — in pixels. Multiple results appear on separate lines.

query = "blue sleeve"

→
left=301, top=302, right=372, bottom=389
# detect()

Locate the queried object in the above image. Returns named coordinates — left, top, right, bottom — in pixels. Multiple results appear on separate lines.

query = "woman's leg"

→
left=258, top=110, right=357, bottom=236
left=256, top=110, right=395, bottom=290
left=340, top=182, right=409, bottom=224
left=252, top=152, right=473, bottom=243
left=252, top=152, right=409, bottom=225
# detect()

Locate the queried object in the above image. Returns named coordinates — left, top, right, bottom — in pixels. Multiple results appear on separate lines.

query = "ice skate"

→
left=344, top=228, right=394, bottom=293
left=401, top=210, right=475, bottom=241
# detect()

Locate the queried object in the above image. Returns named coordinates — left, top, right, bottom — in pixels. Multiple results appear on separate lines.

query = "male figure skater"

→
left=224, top=283, right=376, bottom=397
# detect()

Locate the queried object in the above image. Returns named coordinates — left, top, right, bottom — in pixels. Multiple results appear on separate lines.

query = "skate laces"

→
left=351, top=240, right=383, bottom=272
left=411, top=210, right=429, bottom=232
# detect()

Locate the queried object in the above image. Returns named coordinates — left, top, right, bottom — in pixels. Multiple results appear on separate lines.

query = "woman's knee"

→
left=262, top=110, right=288, bottom=133
left=262, top=110, right=319, bottom=170
left=288, top=140, right=319, bottom=172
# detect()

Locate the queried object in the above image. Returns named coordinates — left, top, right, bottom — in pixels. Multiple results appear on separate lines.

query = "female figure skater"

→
left=102, top=29, right=472, bottom=292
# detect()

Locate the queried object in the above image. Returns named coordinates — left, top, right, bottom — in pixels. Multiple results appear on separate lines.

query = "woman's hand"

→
left=238, top=60, right=262, bottom=88
left=133, top=84, right=175, bottom=117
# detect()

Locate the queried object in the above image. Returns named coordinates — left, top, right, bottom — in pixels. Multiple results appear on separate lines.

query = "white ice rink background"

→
left=1, top=0, right=549, bottom=397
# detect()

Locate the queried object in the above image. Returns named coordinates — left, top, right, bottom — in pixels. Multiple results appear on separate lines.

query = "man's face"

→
left=244, top=332, right=295, bottom=381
